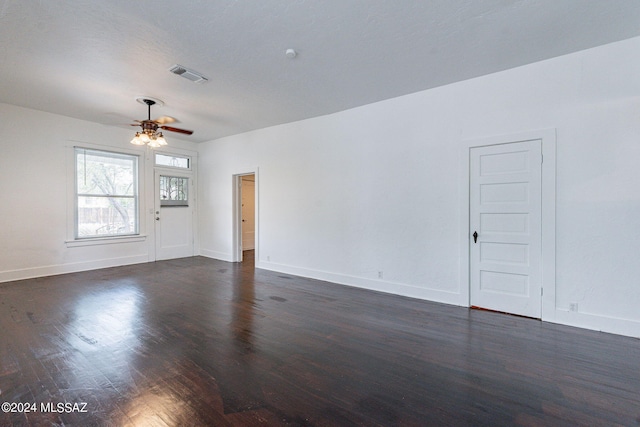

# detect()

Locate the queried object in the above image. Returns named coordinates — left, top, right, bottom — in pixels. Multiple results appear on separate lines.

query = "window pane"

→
left=155, top=153, right=190, bottom=169
left=160, top=176, right=189, bottom=207
left=75, top=148, right=139, bottom=238
left=77, top=150, right=136, bottom=196
left=77, top=196, right=137, bottom=237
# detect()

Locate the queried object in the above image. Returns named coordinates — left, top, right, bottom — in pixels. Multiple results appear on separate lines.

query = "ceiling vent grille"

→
left=168, top=64, right=208, bottom=84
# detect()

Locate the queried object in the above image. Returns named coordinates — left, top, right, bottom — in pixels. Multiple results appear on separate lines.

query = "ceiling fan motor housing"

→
left=141, top=120, right=159, bottom=133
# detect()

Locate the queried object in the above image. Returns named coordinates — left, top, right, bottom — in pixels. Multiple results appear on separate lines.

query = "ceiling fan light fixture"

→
left=130, top=128, right=169, bottom=148
left=139, top=132, right=151, bottom=143
left=147, top=138, right=161, bottom=149
left=130, top=132, right=145, bottom=145
left=130, top=97, right=192, bottom=148
left=156, top=133, right=167, bottom=146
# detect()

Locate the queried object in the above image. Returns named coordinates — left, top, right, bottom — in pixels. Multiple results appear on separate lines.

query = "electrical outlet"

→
left=569, top=302, right=578, bottom=312
left=378, top=271, right=383, bottom=279
left=267, top=256, right=270, bottom=262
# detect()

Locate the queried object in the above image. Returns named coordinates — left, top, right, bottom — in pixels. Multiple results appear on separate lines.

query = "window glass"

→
left=160, top=176, right=189, bottom=207
left=155, top=153, right=190, bottom=169
left=75, top=148, right=139, bottom=238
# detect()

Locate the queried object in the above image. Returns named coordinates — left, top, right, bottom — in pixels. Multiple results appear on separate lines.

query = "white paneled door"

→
left=470, top=140, right=542, bottom=318
left=155, top=171, right=194, bottom=260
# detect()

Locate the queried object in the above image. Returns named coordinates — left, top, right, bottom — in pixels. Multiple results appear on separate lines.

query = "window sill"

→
left=65, top=235, right=147, bottom=248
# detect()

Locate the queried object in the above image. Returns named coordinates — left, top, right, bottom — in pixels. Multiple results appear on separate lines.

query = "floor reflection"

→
left=63, top=286, right=142, bottom=395
left=119, top=386, right=183, bottom=426
left=71, top=286, right=140, bottom=347
left=231, top=270, right=256, bottom=353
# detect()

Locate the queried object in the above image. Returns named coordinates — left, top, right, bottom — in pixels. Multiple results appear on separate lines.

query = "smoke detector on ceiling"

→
left=168, top=64, right=208, bottom=84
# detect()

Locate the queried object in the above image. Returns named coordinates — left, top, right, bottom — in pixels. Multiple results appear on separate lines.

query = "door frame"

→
left=459, top=129, right=556, bottom=321
left=232, top=169, right=259, bottom=262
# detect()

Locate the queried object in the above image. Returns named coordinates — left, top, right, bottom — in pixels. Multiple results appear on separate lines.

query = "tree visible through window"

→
left=75, top=148, right=139, bottom=238
left=160, top=176, right=189, bottom=207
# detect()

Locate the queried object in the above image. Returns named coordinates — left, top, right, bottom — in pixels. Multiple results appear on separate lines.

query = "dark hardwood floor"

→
left=0, top=252, right=639, bottom=426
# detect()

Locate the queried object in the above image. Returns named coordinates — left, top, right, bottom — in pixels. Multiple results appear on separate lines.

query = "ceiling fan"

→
left=130, top=98, right=193, bottom=147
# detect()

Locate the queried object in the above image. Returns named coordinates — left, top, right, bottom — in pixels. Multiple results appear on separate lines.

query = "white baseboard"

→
left=199, top=248, right=234, bottom=262
left=0, top=255, right=149, bottom=284
left=256, top=260, right=461, bottom=307
left=549, top=309, right=640, bottom=339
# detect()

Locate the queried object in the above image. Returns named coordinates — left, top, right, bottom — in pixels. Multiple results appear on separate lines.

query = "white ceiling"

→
left=1, top=0, right=639, bottom=143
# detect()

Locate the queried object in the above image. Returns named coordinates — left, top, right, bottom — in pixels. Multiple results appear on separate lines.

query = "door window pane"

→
left=160, top=176, right=189, bottom=207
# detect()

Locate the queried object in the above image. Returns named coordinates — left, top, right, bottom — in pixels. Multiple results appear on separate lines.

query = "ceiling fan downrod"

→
left=143, top=99, right=155, bottom=121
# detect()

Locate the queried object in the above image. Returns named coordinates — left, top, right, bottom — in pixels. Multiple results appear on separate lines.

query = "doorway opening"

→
left=233, top=172, right=257, bottom=263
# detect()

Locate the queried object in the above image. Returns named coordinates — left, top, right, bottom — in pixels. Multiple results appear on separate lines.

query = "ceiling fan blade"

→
left=160, top=125, right=193, bottom=135
left=153, top=116, right=178, bottom=125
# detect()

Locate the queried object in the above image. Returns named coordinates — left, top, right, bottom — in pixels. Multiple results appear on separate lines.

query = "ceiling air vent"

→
left=168, top=64, right=208, bottom=84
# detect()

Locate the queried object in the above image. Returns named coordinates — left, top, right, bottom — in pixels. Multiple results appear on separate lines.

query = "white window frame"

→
left=66, top=144, right=146, bottom=247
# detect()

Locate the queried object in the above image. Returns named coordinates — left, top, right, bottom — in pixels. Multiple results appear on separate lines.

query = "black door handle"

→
left=473, top=231, right=478, bottom=243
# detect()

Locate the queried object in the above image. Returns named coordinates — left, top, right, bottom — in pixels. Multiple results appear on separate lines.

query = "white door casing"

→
left=470, top=139, right=543, bottom=318
left=155, top=171, right=194, bottom=260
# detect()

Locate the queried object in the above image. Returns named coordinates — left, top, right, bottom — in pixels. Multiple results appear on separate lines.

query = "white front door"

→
left=470, top=140, right=542, bottom=318
left=241, top=176, right=255, bottom=251
left=155, top=171, right=194, bottom=260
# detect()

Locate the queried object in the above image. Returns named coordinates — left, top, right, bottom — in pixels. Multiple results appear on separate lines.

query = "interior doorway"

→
left=241, top=175, right=255, bottom=252
left=233, top=172, right=257, bottom=262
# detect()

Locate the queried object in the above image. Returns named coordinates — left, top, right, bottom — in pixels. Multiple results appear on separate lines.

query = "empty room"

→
left=1, top=1, right=639, bottom=426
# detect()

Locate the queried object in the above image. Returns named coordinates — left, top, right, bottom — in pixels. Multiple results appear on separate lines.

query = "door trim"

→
left=459, top=129, right=556, bottom=321
left=232, top=169, right=259, bottom=263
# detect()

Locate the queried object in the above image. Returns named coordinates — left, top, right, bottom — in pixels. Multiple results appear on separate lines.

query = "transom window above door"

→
left=155, top=153, right=190, bottom=169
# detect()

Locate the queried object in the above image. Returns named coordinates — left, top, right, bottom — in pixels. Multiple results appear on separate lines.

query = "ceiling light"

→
left=130, top=132, right=145, bottom=145
left=139, top=132, right=151, bottom=143
left=156, top=133, right=167, bottom=146
left=130, top=98, right=193, bottom=147
left=130, top=100, right=167, bottom=148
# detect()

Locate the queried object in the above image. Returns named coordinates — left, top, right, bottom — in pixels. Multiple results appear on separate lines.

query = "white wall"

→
left=198, top=37, right=640, bottom=338
left=0, top=104, right=198, bottom=281
left=2, top=38, right=637, bottom=338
